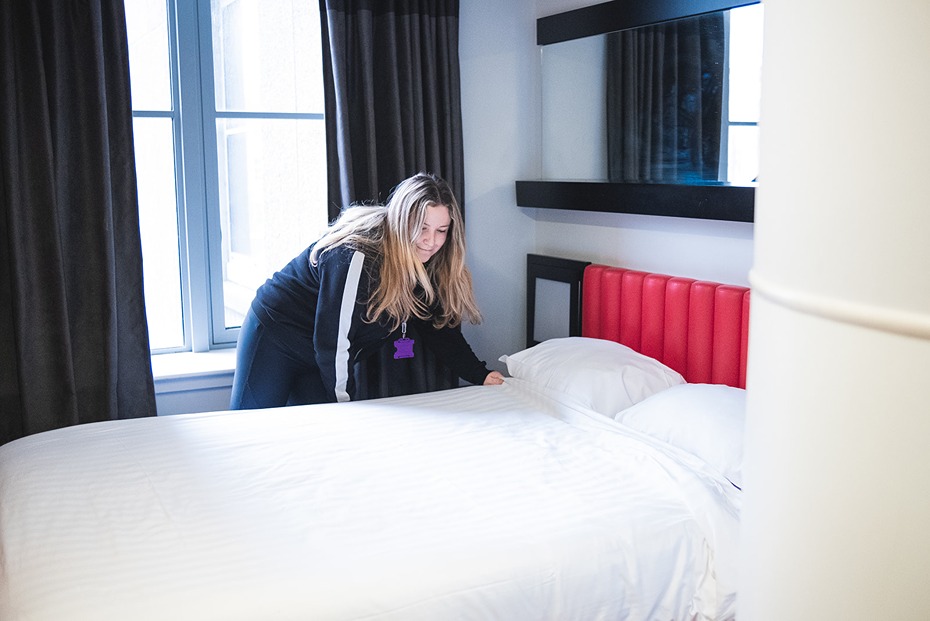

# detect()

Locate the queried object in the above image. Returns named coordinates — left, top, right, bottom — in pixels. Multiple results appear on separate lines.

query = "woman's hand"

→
left=483, top=371, right=505, bottom=385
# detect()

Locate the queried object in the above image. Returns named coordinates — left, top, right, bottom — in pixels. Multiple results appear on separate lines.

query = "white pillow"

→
left=499, top=337, right=685, bottom=417
left=613, top=383, right=746, bottom=488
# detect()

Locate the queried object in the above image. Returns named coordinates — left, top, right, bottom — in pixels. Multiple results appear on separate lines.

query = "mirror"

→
left=516, top=0, right=761, bottom=223
left=541, top=3, right=763, bottom=186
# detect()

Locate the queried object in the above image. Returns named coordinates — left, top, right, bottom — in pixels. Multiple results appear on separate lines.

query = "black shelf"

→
left=515, top=180, right=754, bottom=223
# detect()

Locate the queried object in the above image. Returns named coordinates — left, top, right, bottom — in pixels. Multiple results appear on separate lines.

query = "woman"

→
left=230, top=173, right=505, bottom=409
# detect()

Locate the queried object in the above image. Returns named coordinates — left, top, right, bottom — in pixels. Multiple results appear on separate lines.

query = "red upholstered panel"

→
left=740, top=290, right=752, bottom=388
left=663, top=278, right=694, bottom=378
left=582, top=264, right=607, bottom=340
left=619, top=271, right=646, bottom=351
left=582, top=264, right=751, bottom=388
left=600, top=268, right=625, bottom=343
left=640, top=274, right=669, bottom=363
left=687, top=282, right=716, bottom=384
left=712, top=286, right=747, bottom=387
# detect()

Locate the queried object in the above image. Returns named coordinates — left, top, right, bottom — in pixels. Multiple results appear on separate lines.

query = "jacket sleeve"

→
left=312, top=248, right=368, bottom=402
left=412, top=320, right=491, bottom=386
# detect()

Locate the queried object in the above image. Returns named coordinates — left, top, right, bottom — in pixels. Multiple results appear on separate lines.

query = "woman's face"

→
left=415, top=204, right=451, bottom=263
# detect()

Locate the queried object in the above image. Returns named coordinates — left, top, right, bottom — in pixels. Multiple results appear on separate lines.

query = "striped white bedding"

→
left=0, top=379, right=740, bottom=621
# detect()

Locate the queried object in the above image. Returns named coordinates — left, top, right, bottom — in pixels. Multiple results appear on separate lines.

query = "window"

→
left=125, top=0, right=328, bottom=352
left=724, top=3, right=763, bottom=185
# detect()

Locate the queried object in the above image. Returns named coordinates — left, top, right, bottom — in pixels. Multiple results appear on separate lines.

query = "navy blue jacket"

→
left=250, top=243, right=490, bottom=402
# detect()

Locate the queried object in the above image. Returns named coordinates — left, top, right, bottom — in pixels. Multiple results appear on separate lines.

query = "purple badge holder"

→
left=393, top=322, right=415, bottom=359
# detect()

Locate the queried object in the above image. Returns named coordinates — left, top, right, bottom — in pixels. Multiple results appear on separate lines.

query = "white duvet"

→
left=0, top=380, right=740, bottom=621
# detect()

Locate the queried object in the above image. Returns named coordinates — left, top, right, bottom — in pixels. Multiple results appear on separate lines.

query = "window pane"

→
left=125, top=0, right=172, bottom=111
left=211, top=0, right=323, bottom=113
left=728, top=3, right=763, bottom=123
left=727, top=125, right=759, bottom=185
left=216, top=118, right=328, bottom=328
left=134, top=118, right=185, bottom=349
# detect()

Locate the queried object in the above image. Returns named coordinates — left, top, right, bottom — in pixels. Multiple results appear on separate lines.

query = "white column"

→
left=741, top=0, right=930, bottom=619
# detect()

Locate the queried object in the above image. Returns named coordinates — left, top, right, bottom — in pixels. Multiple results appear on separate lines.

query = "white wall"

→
left=458, top=0, right=540, bottom=370
left=152, top=350, right=237, bottom=416
left=534, top=209, right=754, bottom=286
left=741, top=0, right=930, bottom=618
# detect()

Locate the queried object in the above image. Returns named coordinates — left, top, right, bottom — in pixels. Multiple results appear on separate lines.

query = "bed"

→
left=0, top=257, right=750, bottom=621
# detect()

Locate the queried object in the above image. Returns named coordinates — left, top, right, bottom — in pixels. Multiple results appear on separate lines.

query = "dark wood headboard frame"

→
left=526, top=254, right=591, bottom=348
left=527, top=254, right=751, bottom=388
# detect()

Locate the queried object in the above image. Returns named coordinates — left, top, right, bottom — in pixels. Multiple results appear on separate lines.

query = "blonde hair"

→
left=311, top=173, right=482, bottom=331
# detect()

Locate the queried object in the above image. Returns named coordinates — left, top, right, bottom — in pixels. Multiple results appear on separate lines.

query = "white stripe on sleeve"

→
left=334, top=251, right=365, bottom=402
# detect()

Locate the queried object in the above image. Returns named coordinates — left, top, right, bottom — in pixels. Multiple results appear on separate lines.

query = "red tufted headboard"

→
left=581, top=265, right=751, bottom=388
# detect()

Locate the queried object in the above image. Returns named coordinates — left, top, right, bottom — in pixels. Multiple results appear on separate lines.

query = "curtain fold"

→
left=606, top=13, right=725, bottom=184
left=319, top=0, right=464, bottom=396
left=0, top=0, right=156, bottom=445
left=320, top=0, right=464, bottom=213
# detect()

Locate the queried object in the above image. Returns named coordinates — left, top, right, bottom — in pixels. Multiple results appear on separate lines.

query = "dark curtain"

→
left=319, top=0, right=464, bottom=213
left=606, top=13, right=725, bottom=183
left=0, top=0, right=156, bottom=445
left=319, top=0, right=464, bottom=397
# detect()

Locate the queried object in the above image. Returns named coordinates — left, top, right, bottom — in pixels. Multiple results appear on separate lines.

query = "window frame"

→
left=177, top=0, right=215, bottom=352
left=132, top=0, right=326, bottom=353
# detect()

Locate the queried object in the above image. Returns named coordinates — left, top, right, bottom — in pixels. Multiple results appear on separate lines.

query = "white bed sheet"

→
left=0, top=380, right=740, bottom=621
